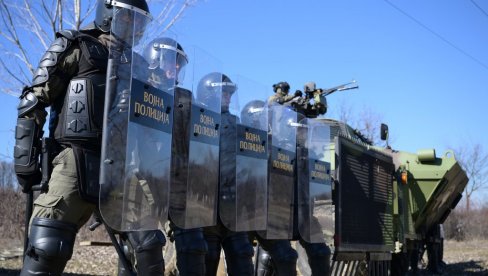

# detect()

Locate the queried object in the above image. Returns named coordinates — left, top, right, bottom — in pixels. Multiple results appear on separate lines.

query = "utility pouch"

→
left=72, top=145, right=101, bottom=203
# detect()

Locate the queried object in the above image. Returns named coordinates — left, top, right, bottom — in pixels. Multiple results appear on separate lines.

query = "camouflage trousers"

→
left=31, top=147, right=96, bottom=230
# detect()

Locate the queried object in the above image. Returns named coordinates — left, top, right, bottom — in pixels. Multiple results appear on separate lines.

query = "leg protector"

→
left=20, top=217, right=77, bottom=276
left=205, top=233, right=222, bottom=276
left=300, top=241, right=331, bottom=276
left=221, top=232, right=254, bottom=276
left=255, top=245, right=275, bottom=276
left=265, top=240, right=298, bottom=276
left=173, top=227, right=208, bottom=276
left=127, top=230, right=166, bottom=275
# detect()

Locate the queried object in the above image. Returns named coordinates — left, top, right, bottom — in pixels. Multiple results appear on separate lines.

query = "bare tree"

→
left=0, top=0, right=198, bottom=97
left=333, top=100, right=386, bottom=146
left=0, top=159, right=16, bottom=189
left=454, top=143, right=488, bottom=212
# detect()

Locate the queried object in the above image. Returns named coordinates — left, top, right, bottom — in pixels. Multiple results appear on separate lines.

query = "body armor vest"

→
left=53, top=32, right=108, bottom=147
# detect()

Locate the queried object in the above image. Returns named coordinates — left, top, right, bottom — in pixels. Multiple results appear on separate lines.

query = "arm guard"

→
left=14, top=92, right=45, bottom=175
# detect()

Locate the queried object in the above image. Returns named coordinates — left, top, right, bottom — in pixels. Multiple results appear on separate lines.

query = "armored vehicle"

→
left=298, top=118, right=468, bottom=276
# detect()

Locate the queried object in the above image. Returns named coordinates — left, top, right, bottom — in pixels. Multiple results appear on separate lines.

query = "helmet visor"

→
left=111, top=7, right=151, bottom=46
left=146, top=43, right=188, bottom=83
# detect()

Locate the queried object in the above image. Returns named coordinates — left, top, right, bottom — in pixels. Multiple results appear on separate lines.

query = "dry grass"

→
left=2, top=239, right=488, bottom=275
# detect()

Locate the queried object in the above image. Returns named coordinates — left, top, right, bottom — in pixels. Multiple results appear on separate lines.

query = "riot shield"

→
left=219, top=76, right=268, bottom=232
left=100, top=9, right=176, bottom=231
left=297, top=118, right=334, bottom=243
left=260, top=104, right=298, bottom=239
left=169, top=47, right=222, bottom=229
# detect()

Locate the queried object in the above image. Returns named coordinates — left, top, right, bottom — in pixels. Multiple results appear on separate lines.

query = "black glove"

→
left=294, top=90, right=303, bottom=97
left=17, top=170, right=42, bottom=193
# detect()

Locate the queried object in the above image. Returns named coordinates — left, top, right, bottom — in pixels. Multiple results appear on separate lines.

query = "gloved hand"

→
left=17, top=170, right=42, bottom=193
left=294, top=90, right=303, bottom=97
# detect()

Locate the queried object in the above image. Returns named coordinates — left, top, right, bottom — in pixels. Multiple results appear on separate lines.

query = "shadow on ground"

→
left=0, top=268, right=101, bottom=276
left=444, top=260, right=488, bottom=275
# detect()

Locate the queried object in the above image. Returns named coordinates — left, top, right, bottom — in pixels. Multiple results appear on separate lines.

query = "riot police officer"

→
left=252, top=84, right=332, bottom=276
left=199, top=72, right=255, bottom=276
left=146, top=37, right=210, bottom=276
left=113, top=36, right=191, bottom=276
left=13, top=1, right=165, bottom=275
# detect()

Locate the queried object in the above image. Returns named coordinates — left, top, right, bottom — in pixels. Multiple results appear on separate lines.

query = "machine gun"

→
left=309, top=80, right=358, bottom=97
left=290, top=80, right=359, bottom=118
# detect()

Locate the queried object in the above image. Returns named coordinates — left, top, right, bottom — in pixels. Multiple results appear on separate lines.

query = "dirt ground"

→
left=1, top=239, right=487, bottom=275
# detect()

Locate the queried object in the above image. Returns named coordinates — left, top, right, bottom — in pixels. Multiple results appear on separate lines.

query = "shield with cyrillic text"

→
left=99, top=18, right=177, bottom=232
left=169, top=49, right=223, bottom=229
left=219, top=77, right=268, bottom=232
left=296, top=118, right=334, bottom=243
left=258, top=104, right=298, bottom=240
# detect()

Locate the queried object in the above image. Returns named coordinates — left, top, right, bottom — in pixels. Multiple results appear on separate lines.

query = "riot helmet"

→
left=95, top=0, right=151, bottom=45
left=241, top=100, right=266, bottom=129
left=273, top=81, right=290, bottom=95
left=197, top=72, right=237, bottom=112
left=144, top=37, right=188, bottom=84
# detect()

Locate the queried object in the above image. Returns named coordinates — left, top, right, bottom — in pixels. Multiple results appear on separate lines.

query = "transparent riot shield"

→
left=100, top=8, right=176, bottom=231
left=297, top=118, right=334, bottom=243
left=260, top=104, right=298, bottom=239
left=169, top=47, right=222, bottom=228
left=219, top=76, right=268, bottom=232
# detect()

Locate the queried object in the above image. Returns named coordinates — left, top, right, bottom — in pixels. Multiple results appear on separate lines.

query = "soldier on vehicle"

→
left=267, top=81, right=302, bottom=106
left=200, top=73, right=255, bottom=276
left=12, top=1, right=169, bottom=275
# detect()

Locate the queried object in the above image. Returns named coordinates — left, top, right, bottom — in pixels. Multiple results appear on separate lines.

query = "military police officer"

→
left=199, top=73, right=256, bottom=276
left=12, top=1, right=168, bottom=275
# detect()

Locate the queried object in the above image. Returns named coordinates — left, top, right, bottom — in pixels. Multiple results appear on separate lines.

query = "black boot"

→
left=20, top=217, right=77, bottom=276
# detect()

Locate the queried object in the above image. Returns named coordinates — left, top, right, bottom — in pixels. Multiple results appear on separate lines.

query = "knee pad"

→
left=127, top=229, right=166, bottom=252
left=127, top=230, right=166, bottom=275
left=21, top=217, right=77, bottom=276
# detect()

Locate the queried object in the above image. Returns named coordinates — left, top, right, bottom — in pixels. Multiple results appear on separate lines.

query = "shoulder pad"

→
left=57, top=30, right=81, bottom=41
left=31, top=34, right=75, bottom=86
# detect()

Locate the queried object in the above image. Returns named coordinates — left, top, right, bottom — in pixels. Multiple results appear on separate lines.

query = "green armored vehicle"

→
left=310, top=118, right=468, bottom=275
left=290, top=81, right=468, bottom=274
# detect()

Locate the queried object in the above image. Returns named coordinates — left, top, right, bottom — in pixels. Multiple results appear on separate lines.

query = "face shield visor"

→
left=147, top=43, right=188, bottom=83
left=111, top=7, right=151, bottom=47
left=214, top=81, right=237, bottom=111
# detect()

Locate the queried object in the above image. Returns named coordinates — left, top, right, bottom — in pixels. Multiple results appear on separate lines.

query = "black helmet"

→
left=197, top=72, right=237, bottom=104
left=240, top=100, right=266, bottom=128
left=272, top=81, right=290, bottom=94
left=94, top=0, right=151, bottom=32
left=144, top=37, right=188, bottom=83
